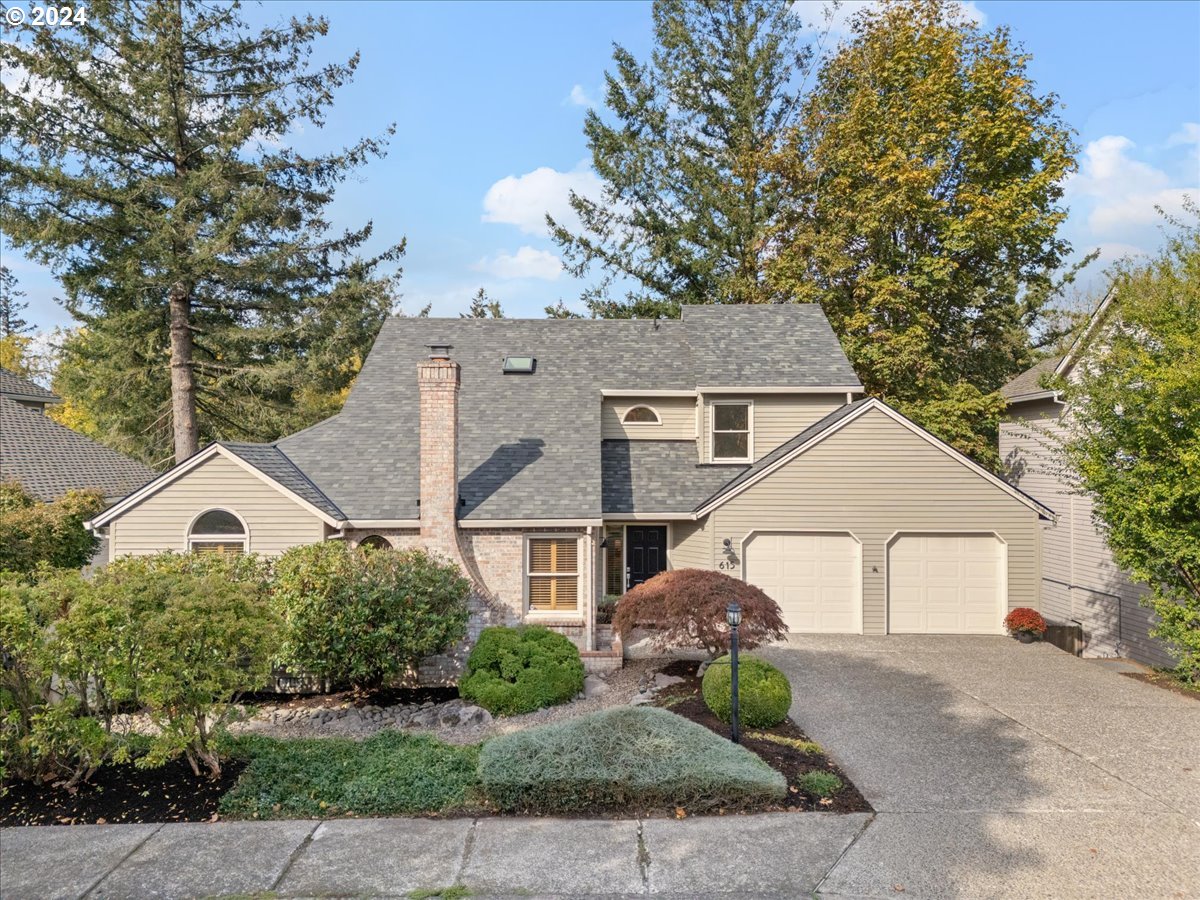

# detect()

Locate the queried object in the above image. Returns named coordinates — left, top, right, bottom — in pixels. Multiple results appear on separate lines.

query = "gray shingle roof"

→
left=0, top=396, right=155, bottom=502
left=219, top=442, right=344, bottom=521
left=680, top=305, right=862, bottom=387
left=0, top=368, right=59, bottom=404
left=1000, top=356, right=1061, bottom=401
left=277, top=304, right=860, bottom=521
left=601, top=440, right=747, bottom=514
left=695, top=399, right=873, bottom=511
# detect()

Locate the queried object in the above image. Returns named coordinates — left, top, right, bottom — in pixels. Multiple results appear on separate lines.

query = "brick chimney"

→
left=418, top=344, right=462, bottom=560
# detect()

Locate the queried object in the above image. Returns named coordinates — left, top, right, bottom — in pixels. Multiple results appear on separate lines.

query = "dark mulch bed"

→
left=654, top=659, right=872, bottom=814
left=241, top=684, right=458, bottom=710
left=1, top=757, right=245, bottom=827
left=1122, top=670, right=1200, bottom=701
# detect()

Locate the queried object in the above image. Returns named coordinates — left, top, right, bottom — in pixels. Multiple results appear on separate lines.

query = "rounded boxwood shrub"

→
left=701, top=655, right=792, bottom=728
left=459, top=625, right=584, bottom=716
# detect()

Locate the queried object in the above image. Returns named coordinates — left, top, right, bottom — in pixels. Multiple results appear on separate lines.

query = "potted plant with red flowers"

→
left=1004, top=607, right=1047, bottom=643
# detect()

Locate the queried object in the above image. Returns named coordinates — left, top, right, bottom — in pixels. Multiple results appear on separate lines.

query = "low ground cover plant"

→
left=220, top=732, right=480, bottom=818
left=613, top=568, right=786, bottom=657
left=479, top=706, right=786, bottom=814
left=273, top=542, right=470, bottom=692
left=459, top=625, right=584, bottom=716
left=702, top=655, right=792, bottom=728
left=798, top=770, right=843, bottom=798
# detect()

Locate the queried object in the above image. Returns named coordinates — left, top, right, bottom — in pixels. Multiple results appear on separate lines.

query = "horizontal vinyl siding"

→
left=601, top=397, right=696, bottom=441
left=710, top=408, right=1041, bottom=635
left=670, top=518, right=712, bottom=570
left=108, top=454, right=326, bottom=558
left=700, top=394, right=846, bottom=462
left=750, top=395, right=845, bottom=459
left=1002, top=402, right=1174, bottom=667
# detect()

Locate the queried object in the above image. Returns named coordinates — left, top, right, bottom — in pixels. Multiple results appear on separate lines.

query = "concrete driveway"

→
left=761, top=635, right=1200, bottom=898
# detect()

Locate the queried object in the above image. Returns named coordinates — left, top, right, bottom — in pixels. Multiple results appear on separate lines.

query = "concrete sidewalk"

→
left=1, top=813, right=872, bottom=899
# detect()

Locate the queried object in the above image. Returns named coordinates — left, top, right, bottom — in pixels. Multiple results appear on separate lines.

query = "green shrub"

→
left=273, top=542, right=470, bottom=691
left=798, top=770, right=843, bottom=798
left=479, top=706, right=785, bottom=813
left=702, top=655, right=792, bottom=728
left=459, top=626, right=584, bottom=716
left=220, top=731, right=480, bottom=818
left=0, top=568, right=130, bottom=789
left=1, top=554, right=278, bottom=787
left=97, top=556, right=280, bottom=777
left=0, top=483, right=105, bottom=576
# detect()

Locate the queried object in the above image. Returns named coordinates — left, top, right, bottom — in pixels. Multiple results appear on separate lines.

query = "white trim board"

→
left=87, top=443, right=346, bottom=531
left=693, top=398, right=1054, bottom=520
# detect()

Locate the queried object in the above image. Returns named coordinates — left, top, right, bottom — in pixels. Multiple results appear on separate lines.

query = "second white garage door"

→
left=744, top=532, right=862, bottom=633
left=888, top=534, right=1005, bottom=634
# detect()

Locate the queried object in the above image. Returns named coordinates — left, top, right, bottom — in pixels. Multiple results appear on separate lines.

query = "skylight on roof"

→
left=502, top=356, right=536, bottom=374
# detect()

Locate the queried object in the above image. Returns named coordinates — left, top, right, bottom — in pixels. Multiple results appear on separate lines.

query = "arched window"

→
left=188, top=509, right=247, bottom=555
left=621, top=405, right=661, bottom=425
left=358, top=534, right=393, bottom=551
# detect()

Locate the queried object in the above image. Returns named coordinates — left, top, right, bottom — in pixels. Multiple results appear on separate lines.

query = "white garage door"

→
left=888, top=534, right=1005, bottom=634
left=744, top=532, right=862, bottom=633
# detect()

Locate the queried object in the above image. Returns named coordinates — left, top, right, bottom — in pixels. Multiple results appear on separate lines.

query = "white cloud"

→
left=481, top=163, right=604, bottom=236
left=474, top=246, right=563, bottom=281
left=1167, top=122, right=1200, bottom=148
left=566, top=84, right=596, bottom=107
left=1068, top=134, right=1197, bottom=239
left=791, top=1, right=984, bottom=38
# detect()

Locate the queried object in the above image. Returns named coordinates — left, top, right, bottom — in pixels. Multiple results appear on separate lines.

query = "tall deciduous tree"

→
left=769, top=0, right=1078, bottom=465
left=550, top=0, right=810, bottom=317
left=1060, top=216, right=1200, bottom=679
left=0, top=0, right=403, bottom=466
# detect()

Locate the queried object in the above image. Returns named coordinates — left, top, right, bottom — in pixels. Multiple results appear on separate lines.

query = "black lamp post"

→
left=726, top=601, right=742, bottom=744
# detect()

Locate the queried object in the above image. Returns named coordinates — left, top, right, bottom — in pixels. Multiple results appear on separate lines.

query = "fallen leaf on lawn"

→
left=209, top=813, right=220, bottom=822
left=893, top=885, right=905, bottom=893
left=819, top=798, right=834, bottom=806
left=96, top=817, right=107, bottom=825
left=674, top=807, right=687, bottom=819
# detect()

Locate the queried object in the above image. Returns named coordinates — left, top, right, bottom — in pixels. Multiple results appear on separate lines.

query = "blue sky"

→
left=3, top=0, right=1198, bottom=330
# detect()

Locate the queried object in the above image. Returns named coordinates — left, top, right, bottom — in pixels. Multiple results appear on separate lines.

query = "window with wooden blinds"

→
left=527, top=536, right=579, bottom=612
left=189, top=541, right=244, bottom=556
left=188, top=508, right=247, bottom=555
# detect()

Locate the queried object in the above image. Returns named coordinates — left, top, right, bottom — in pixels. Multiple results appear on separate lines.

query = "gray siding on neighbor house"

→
left=698, top=407, right=1041, bottom=635
left=601, top=397, right=697, bottom=441
left=1001, top=401, right=1173, bottom=667
left=699, top=393, right=846, bottom=463
left=107, top=454, right=327, bottom=559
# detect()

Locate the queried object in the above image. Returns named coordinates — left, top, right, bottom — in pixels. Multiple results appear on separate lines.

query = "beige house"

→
left=1000, top=294, right=1173, bottom=667
left=89, top=305, right=1051, bottom=670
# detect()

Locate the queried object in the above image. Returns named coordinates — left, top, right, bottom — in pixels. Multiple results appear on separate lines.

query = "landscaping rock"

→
left=653, top=673, right=685, bottom=690
left=584, top=674, right=610, bottom=698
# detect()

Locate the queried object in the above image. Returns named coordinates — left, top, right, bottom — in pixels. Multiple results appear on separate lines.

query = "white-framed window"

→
left=711, top=401, right=752, bottom=461
left=188, top=508, right=248, bottom=555
left=621, top=405, right=661, bottom=425
left=526, top=535, right=580, bottom=613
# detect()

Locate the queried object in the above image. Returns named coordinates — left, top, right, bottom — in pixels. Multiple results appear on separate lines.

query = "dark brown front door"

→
left=627, top=526, right=668, bottom=589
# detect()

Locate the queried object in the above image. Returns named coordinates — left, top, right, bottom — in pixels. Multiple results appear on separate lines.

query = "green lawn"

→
left=220, top=732, right=481, bottom=819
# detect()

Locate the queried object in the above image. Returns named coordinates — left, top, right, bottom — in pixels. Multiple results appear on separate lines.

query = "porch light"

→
left=725, top=601, right=742, bottom=628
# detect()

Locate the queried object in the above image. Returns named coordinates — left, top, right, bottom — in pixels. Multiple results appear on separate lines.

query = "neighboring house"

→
left=0, top=368, right=155, bottom=505
left=1000, top=294, right=1173, bottom=667
left=88, top=305, right=1051, bottom=672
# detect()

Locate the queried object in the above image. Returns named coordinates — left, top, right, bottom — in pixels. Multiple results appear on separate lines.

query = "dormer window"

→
left=621, top=405, right=661, bottom=425
left=503, top=356, right=536, bottom=374
left=711, top=401, right=752, bottom=461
